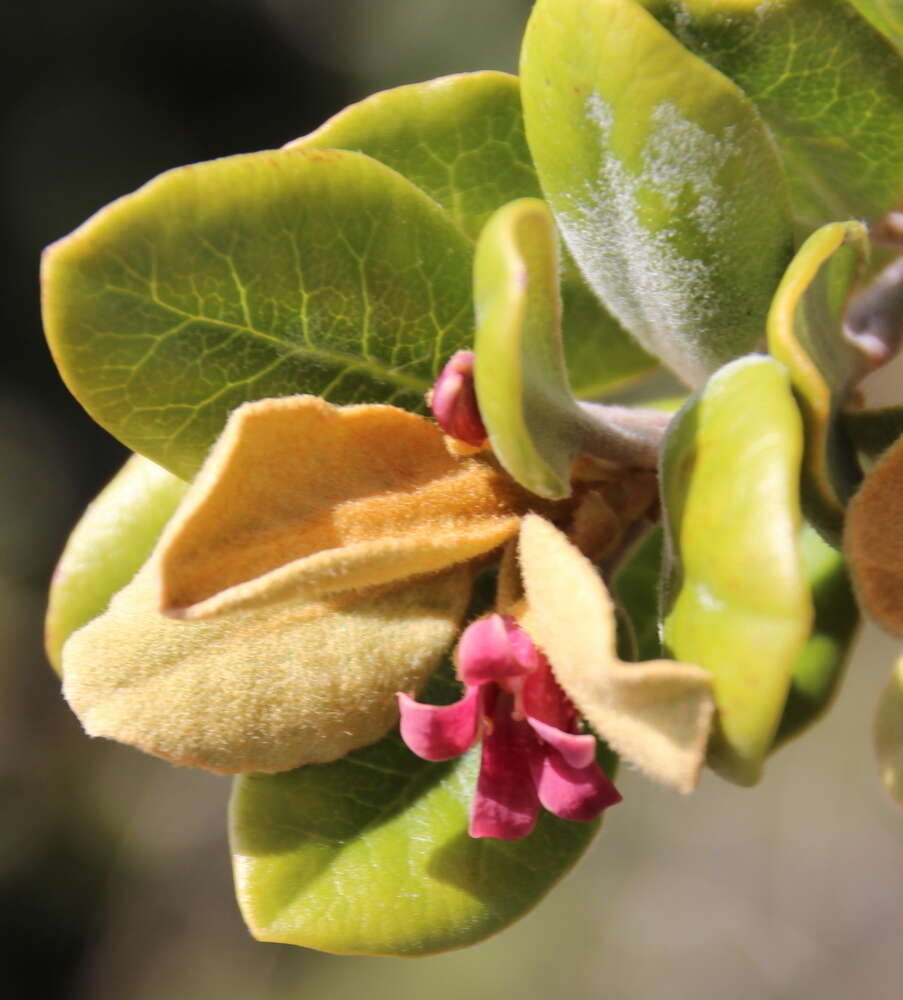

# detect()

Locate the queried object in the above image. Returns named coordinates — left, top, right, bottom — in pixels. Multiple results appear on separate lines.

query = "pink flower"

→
left=397, top=614, right=621, bottom=840
left=428, top=350, right=487, bottom=446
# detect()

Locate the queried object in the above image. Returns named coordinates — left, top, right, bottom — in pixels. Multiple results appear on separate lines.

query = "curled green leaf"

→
left=661, top=355, right=812, bottom=785
left=766, top=221, right=870, bottom=543
left=473, top=198, right=584, bottom=499
left=473, top=198, right=663, bottom=499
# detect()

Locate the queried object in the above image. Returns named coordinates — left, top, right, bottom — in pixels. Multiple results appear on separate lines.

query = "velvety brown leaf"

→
left=63, top=559, right=472, bottom=774
left=157, top=396, right=531, bottom=618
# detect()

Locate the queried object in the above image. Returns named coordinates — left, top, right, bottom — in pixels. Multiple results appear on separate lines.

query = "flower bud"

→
left=429, top=351, right=487, bottom=446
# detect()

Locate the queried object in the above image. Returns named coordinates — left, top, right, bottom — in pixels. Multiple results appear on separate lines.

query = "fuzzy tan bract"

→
left=845, top=436, right=903, bottom=637
left=63, top=560, right=471, bottom=774
left=158, top=396, right=529, bottom=618
left=518, top=514, right=714, bottom=793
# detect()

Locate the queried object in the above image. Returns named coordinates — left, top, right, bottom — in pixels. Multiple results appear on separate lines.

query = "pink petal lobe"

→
left=458, top=614, right=533, bottom=686
left=522, top=655, right=577, bottom=731
left=534, top=751, right=622, bottom=822
left=470, top=693, right=541, bottom=840
left=527, top=717, right=597, bottom=769
left=397, top=688, right=481, bottom=761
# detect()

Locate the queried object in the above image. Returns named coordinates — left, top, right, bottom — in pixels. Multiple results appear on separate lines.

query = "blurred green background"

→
left=3, top=1, right=902, bottom=997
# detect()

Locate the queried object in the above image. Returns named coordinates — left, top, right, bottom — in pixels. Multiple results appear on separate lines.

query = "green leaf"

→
left=611, top=525, right=664, bottom=662
left=638, top=0, right=903, bottom=236
left=288, top=71, right=542, bottom=243
left=473, top=198, right=585, bottom=498
left=42, top=148, right=475, bottom=479
left=473, top=198, right=664, bottom=499
left=290, top=71, right=657, bottom=397
left=230, top=662, right=605, bottom=956
left=660, top=355, right=812, bottom=785
left=45, top=454, right=187, bottom=674
left=773, top=525, right=860, bottom=747
left=874, top=654, right=903, bottom=806
left=520, top=0, right=794, bottom=386
left=844, top=1, right=903, bottom=56
left=766, top=221, right=870, bottom=543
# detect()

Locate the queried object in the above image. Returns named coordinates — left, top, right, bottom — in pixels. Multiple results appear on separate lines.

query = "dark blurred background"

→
left=2, top=2, right=902, bottom=998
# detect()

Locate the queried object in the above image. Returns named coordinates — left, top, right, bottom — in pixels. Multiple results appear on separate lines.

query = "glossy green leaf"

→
left=773, top=525, right=860, bottom=747
left=230, top=662, right=606, bottom=956
left=289, top=71, right=657, bottom=397
left=611, top=525, right=664, bottom=662
left=288, top=71, right=541, bottom=242
left=638, top=0, right=903, bottom=236
left=843, top=405, right=903, bottom=460
left=874, top=654, right=903, bottom=806
left=520, top=0, right=794, bottom=386
left=473, top=198, right=585, bottom=498
left=45, top=454, right=187, bottom=674
left=42, top=148, right=475, bottom=479
left=767, top=221, right=870, bottom=542
left=661, top=355, right=812, bottom=785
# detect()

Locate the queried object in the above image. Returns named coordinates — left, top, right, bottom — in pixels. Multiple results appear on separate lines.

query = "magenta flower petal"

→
left=527, top=717, right=597, bottom=769
left=397, top=687, right=481, bottom=761
left=429, top=351, right=487, bottom=446
left=534, top=751, right=622, bottom=822
left=457, top=614, right=533, bottom=686
left=470, top=692, right=541, bottom=840
left=521, top=654, right=576, bottom=731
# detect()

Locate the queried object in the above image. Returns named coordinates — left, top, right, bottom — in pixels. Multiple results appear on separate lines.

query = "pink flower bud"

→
left=429, top=351, right=487, bottom=446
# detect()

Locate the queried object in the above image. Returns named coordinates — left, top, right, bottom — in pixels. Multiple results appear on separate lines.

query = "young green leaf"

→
left=637, top=0, right=903, bottom=236
left=45, top=454, right=188, bottom=674
left=42, top=148, right=475, bottom=479
left=473, top=199, right=585, bottom=499
left=520, top=0, right=794, bottom=385
left=473, top=198, right=664, bottom=499
left=660, top=356, right=812, bottom=785
left=230, top=662, right=603, bottom=956
left=289, top=71, right=657, bottom=397
left=773, top=525, right=860, bottom=747
left=766, top=221, right=870, bottom=543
